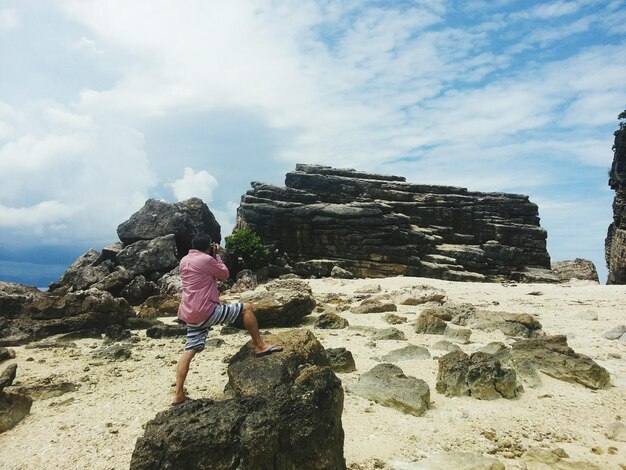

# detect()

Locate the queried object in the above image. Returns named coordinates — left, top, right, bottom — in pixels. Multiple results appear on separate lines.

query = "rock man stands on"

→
left=172, top=234, right=283, bottom=405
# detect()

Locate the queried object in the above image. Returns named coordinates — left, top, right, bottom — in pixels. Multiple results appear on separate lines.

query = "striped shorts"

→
left=184, top=303, right=245, bottom=351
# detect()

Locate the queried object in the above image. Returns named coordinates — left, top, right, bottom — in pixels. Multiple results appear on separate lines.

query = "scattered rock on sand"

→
left=391, top=451, right=504, bottom=470
left=436, top=351, right=521, bottom=400
left=602, top=325, right=626, bottom=340
left=326, top=347, right=356, bottom=373
left=444, top=325, right=472, bottom=344
left=381, top=345, right=430, bottom=362
left=452, top=309, right=543, bottom=338
left=414, top=313, right=447, bottom=335
left=0, top=348, right=15, bottom=364
left=371, top=327, right=406, bottom=341
left=422, top=303, right=475, bottom=321
left=351, top=298, right=397, bottom=314
left=510, top=335, right=611, bottom=389
left=145, top=323, right=186, bottom=339
left=605, top=422, right=626, bottom=442
left=348, top=363, right=430, bottom=417
left=390, top=285, right=446, bottom=305
left=315, top=312, right=349, bottom=329
left=432, top=340, right=462, bottom=353
left=521, top=446, right=603, bottom=469
left=383, top=313, right=407, bottom=325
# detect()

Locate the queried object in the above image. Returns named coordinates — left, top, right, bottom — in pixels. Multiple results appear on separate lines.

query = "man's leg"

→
left=241, top=303, right=281, bottom=355
left=173, top=348, right=196, bottom=404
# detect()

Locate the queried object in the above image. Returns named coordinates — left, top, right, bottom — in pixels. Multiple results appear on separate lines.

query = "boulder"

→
left=602, top=325, right=626, bottom=340
left=436, top=350, right=521, bottom=399
left=347, top=363, right=430, bottom=417
left=510, top=336, right=611, bottom=389
left=131, top=329, right=345, bottom=470
left=0, top=364, right=32, bottom=434
left=422, top=303, right=475, bottom=321
left=371, top=327, right=406, bottom=341
left=157, top=267, right=182, bottom=296
left=414, top=314, right=447, bottom=335
left=137, top=295, right=180, bottom=318
left=116, top=234, right=179, bottom=276
left=444, top=325, right=472, bottom=344
left=120, top=275, right=159, bottom=305
left=383, top=313, right=407, bottom=324
left=146, top=323, right=187, bottom=339
left=432, top=340, right=462, bottom=353
left=315, top=312, right=349, bottom=329
left=351, top=298, right=397, bottom=314
left=229, top=269, right=258, bottom=293
left=331, top=266, right=355, bottom=279
left=238, top=280, right=316, bottom=327
left=381, top=344, right=430, bottom=362
left=390, top=285, right=446, bottom=305
left=452, top=309, right=543, bottom=338
left=551, top=259, right=600, bottom=283
left=117, top=198, right=221, bottom=255
left=325, top=347, right=357, bottom=373
left=53, top=249, right=113, bottom=291
left=0, top=281, right=44, bottom=319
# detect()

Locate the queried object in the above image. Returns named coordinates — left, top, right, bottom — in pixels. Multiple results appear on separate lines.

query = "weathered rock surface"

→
left=381, top=344, right=430, bottom=362
left=521, top=446, right=603, bottom=470
left=351, top=298, right=397, bottom=314
left=551, top=258, right=600, bottom=283
left=145, top=323, right=186, bottom=339
left=436, top=350, right=521, bottom=399
left=393, top=451, right=504, bottom=470
left=131, top=329, right=346, bottom=470
left=605, top=422, right=626, bottom=442
left=136, top=295, right=180, bottom=318
left=510, top=335, right=611, bottom=389
left=0, top=286, right=133, bottom=346
left=348, top=363, right=430, bottom=416
left=0, top=364, right=32, bottom=434
left=414, top=313, right=448, bottom=335
left=315, top=312, right=349, bottom=329
left=0, top=347, right=16, bottom=363
left=236, top=164, right=556, bottom=282
left=602, top=325, right=626, bottom=340
left=452, top=309, right=543, bottom=338
left=606, top=111, right=626, bottom=285
left=325, top=347, right=357, bottom=373
left=390, top=285, right=446, bottom=305
left=371, top=327, right=406, bottom=341
left=238, top=280, right=316, bottom=327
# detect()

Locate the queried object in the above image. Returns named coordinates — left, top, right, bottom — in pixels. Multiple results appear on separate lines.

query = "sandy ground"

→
left=0, top=276, right=625, bottom=469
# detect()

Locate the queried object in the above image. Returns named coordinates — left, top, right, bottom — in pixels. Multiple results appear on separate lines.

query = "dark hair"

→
left=191, top=234, right=212, bottom=251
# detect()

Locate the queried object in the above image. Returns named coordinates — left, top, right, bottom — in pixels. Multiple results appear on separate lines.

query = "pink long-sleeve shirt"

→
left=177, top=249, right=230, bottom=324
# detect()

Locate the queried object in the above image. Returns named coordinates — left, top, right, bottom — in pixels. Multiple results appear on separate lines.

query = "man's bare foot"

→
left=171, top=395, right=190, bottom=406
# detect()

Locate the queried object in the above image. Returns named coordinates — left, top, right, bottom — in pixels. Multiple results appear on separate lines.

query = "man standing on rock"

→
left=172, top=234, right=282, bottom=405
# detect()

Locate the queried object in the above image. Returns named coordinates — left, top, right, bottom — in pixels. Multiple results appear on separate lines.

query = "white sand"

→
left=0, top=277, right=625, bottom=469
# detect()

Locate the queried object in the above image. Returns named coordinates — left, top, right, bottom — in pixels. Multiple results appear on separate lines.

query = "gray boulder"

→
left=54, top=249, right=113, bottom=291
left=603, top=325, right=626, bottom=340
left=351, top=298, right=397, bottom=314
left=381, top=344, right=430, bottom=362
left=120, top=275, right=159, bottom=305
left=347, top=363, right=430, bottom=417
left=0, top=348, right=15, bottom=364
left=511, top=335, right=611, bottom=389
left=117, top=198, right=220, bottom=254
left=116, top=234, right=179, bottom=276
left=452, top=309, right=543, bottom=338
left=371, top=327, right=406, bottom=341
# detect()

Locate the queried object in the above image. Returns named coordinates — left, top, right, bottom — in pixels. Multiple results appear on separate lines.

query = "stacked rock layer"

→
left=236, top=164, right=556, bottom=282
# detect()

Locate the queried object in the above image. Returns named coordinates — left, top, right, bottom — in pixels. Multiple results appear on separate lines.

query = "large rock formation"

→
left=236, top=164, right=556, bottom=282
left=606, top=110, right=626, bottom=284
left=551, top=258, right=600, bottom=283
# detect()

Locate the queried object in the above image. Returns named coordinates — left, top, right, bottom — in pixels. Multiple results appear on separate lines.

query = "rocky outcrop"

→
left=606, top=111, right=626, bottom=284
left=0, top=287, right=133, bottom=346
left=50, top=198, right=219, bottom=308
left=510, top=336, right=611, bottom=389
left=236, top=164, right=556, bottom=282
left=131, top=330, right=346, bottom=470
left=451, top=309, right=543, bottom=338
left=551, top=259, right=600, bottom=283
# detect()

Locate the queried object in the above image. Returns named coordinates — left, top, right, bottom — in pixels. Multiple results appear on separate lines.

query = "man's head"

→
left=191, top=234, right=212, bottom=252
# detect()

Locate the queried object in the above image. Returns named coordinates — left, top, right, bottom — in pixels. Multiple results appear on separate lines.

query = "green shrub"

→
left=225, top=228, right=269, bottom=270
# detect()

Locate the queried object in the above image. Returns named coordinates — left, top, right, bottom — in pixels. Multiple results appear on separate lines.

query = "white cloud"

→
left=72, top=36, right=103, bottom=55
left=0, top=8, right=19, bottom=30
left=0, top=200, right=76, bottom=228
left=168, top=167, right=218, bottom=203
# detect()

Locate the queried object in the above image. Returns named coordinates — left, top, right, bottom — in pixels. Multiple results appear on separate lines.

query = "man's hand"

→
left=212, top=243, right=221, bottom=256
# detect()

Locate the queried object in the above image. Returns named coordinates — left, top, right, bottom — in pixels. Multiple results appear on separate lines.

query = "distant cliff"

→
left=606, top=111, right=626, bottom=285
left=236, top=164, right=556, bottom=282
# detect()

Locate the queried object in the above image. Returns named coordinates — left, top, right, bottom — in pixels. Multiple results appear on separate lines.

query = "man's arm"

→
left=197, top=252, right=230, bottom=281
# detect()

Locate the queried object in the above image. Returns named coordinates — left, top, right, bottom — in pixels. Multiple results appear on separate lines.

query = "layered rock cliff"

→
left=606, top=111, right=626, bottom=285
left=236, top=164, right=556, bottom=282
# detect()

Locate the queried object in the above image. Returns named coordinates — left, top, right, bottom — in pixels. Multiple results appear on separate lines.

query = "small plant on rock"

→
left=225, top=228, right=270, bottom=271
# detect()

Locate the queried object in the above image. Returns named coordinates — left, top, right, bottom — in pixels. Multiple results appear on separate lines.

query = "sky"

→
left=0, top=0, right=625, bottom=286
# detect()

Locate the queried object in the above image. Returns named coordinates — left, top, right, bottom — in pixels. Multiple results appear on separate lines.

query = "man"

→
left=172, top=233, right=282, bottom=405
